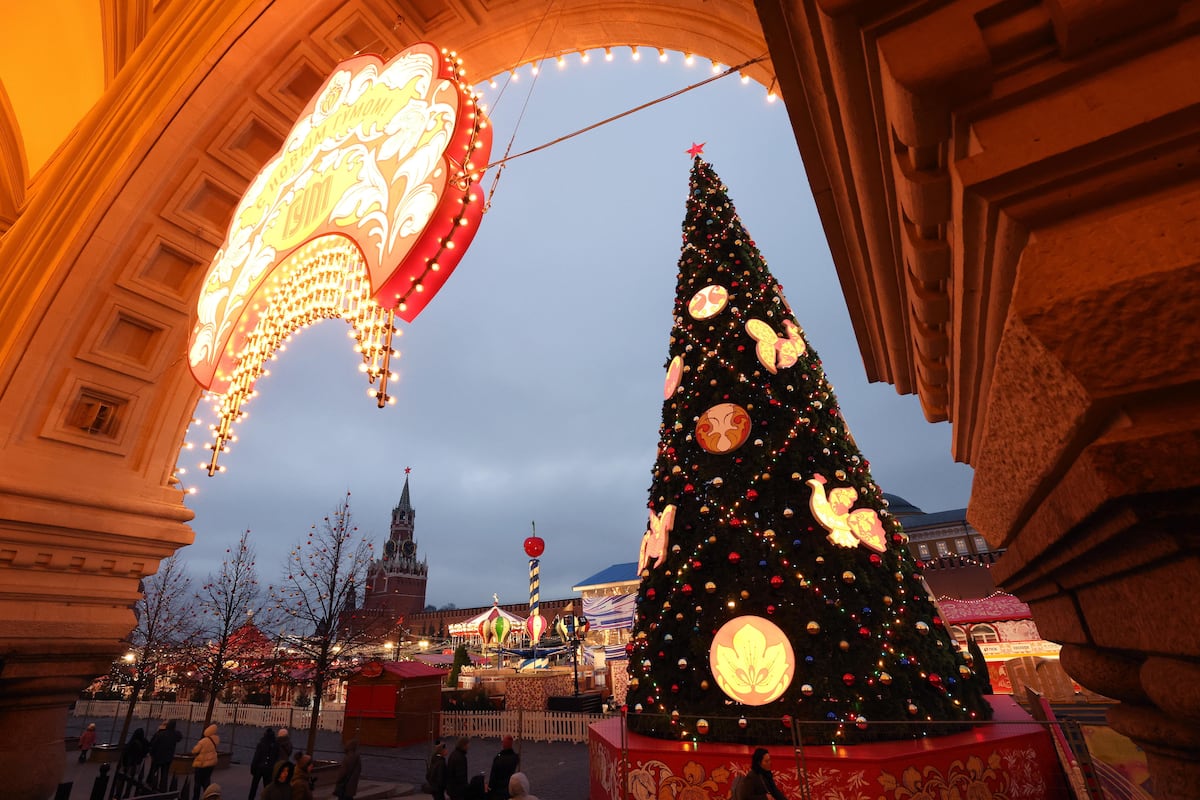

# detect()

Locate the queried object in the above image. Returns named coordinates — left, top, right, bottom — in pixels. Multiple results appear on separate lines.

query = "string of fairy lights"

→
left=175, top=46, right=783, bottom=494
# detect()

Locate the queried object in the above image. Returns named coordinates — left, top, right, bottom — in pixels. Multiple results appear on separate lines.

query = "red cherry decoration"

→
left=524, top=535, right=545, bottom=558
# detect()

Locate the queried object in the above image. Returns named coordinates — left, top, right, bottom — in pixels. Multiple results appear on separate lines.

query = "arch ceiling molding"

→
left=0, top=82, right=26, bottom=233
left=398, top=0, right=775, bottom=87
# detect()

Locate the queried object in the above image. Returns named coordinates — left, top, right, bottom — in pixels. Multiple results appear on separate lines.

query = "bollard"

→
left=90, top=763, right=110, bottom=800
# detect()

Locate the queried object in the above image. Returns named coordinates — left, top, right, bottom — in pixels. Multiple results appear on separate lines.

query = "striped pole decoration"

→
left=529, top=558, right=540, bottom=617
left=524, top=522, right=546, bottom=646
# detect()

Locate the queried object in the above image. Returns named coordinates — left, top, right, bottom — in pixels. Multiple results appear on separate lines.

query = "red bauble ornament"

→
left=842, top=673, right=856, bottom=686
left=524, top=535, right=545, bottom=558
left=770, top=575, right=784, bottom=589
left=728, top=552, right=741, bottom=564
left=746, top=489, right=759, bottom=501
left=681, top=584, right=694, bottom=596
left=869, top=554, right=882, bottom=565
left=767, top=604, right=777, bottom=615
left=646, top=588, right=657, bottom=600
left=781, top=714, right=793, bottom=728
left=692, top=559, right=703, bottom=569
left=858, top=626, right=870, bottom=638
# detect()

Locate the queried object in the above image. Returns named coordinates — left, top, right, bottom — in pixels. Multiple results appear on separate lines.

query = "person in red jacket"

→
left=78, top=723, right=97, bottom=763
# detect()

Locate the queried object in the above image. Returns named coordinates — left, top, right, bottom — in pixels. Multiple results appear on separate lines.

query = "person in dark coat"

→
left=446, top=737, right=471, bottom=800
left=260, top=760, right=294, bottom=800
left=426, top=740, right=448, bottom=800
left=248, top=728, right=279, bottom=800
left=121, top=727, right=149, bottom=774
left=333, top=739, right=362, bottom=800
left=148, top=720, right=182, bottom=791
left=487, top=736, right=520, bottom=799
left=275, top=729, right=293, bottom=764
left=735, top=748, right=786, bottom=800
left=291, top=754, right=315, bottom=800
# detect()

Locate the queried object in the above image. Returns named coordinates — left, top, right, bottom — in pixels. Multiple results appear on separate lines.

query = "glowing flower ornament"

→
left=709, top=616, right=795, bottom=705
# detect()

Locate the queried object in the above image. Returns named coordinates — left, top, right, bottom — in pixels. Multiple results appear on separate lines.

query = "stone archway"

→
left=4, top=2, right=1200, bottom=799
left=0, top=2, right=772, bottom=796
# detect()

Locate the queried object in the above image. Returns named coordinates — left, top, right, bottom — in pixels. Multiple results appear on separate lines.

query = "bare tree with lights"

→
left=270, top=492, right=392, bottom=755
left=194, top=530, right=269, bottom=725
left=118, top=553, right=195, bottom=748
left=625, top=153, right=992, bottom=746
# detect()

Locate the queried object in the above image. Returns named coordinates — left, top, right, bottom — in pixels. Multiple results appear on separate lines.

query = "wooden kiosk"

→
left=343, top=660, right=447, bottom=746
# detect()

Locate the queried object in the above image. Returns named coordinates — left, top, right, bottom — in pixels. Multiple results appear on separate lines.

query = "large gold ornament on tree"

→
left=807, top=473, right=888, bottom=552
left=745, top=318, right=806, bottom=373
left=664, top=355, right=683, bottom=399
left=688, top=285, right=729, bottom=319
left=709, top=615, right=795, bottom=705
left=695, top=403, right=751, bottom=454
left=638, top=504, right=677, bottom=574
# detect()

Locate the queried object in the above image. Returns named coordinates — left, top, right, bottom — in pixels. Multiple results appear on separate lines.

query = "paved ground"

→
left=61, top=716, right=589, bottom=800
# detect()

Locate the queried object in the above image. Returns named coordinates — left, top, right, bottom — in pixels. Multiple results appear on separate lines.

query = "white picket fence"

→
left=72, top=699, right=345, bottom=732
left=440, top=709, right=606, bottom=744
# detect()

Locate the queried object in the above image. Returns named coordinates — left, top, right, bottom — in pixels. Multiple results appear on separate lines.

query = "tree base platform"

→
left=588, top=696, right=1069, bottom=799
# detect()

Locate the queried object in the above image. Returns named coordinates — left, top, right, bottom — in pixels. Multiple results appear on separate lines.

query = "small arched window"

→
left=970, top=623, right=999, bottom=643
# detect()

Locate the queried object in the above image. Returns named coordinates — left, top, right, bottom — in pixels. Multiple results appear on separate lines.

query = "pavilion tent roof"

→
left=935, top=592, right=1033, bottom=625
left=448, top=604, right=526, bottom=636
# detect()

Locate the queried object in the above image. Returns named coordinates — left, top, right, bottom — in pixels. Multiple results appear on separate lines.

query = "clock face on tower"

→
left=401, top=540, right=417, bottom=558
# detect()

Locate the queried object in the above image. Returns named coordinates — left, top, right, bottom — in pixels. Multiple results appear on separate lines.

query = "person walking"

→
left=507, top=773, right=539, bottom=800
left=276, top=729, right=293, bottom=764
left=78, top=723, right=97, bottom=763
left=260, top=761, right=294, bottom=800
left=291, top=753, right=315, bottom=800
left=121, top=727, right=149, bottom=776
left=148, top=719, right=182, bottom=791
left=487, top=736, right=520, bottom=799
left=734, top=748, right=787, bottom=800
left=190, top=723, right=220, bottom=800
left=426, top=740, right=448, bottom=800
left=248, top=728, right=279, bottom=800
left=446, top=737, right=470, bottom=800
left=333, top=739, right=362, bottom=800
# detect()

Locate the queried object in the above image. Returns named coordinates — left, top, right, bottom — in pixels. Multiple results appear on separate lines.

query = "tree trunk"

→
left=204, top=685, right=218, bottom=727
left=118, top=682, right=141, bottom=749
left=306, top=673, right=324, bottom=756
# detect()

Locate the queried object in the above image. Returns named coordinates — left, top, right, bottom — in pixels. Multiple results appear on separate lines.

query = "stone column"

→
left=977, top=185, right=1200, bottom=800
left=0, top=490, right=193, bottom=798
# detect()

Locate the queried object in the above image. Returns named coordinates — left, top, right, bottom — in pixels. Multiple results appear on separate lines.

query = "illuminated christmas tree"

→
left=625, top=153, right=993, bottom=745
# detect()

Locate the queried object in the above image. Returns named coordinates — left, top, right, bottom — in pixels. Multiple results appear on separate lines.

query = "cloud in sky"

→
left=178, top=49, right=973, bottom=611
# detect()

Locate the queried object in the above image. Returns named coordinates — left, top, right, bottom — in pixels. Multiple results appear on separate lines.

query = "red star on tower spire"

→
left=404, top=466, right=412, bottom=474
left=686, top=142, right=706, bottom=157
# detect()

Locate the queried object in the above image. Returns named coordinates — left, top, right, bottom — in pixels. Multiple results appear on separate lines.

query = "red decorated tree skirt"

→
left=589, top=696, right=1069, bottom=800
